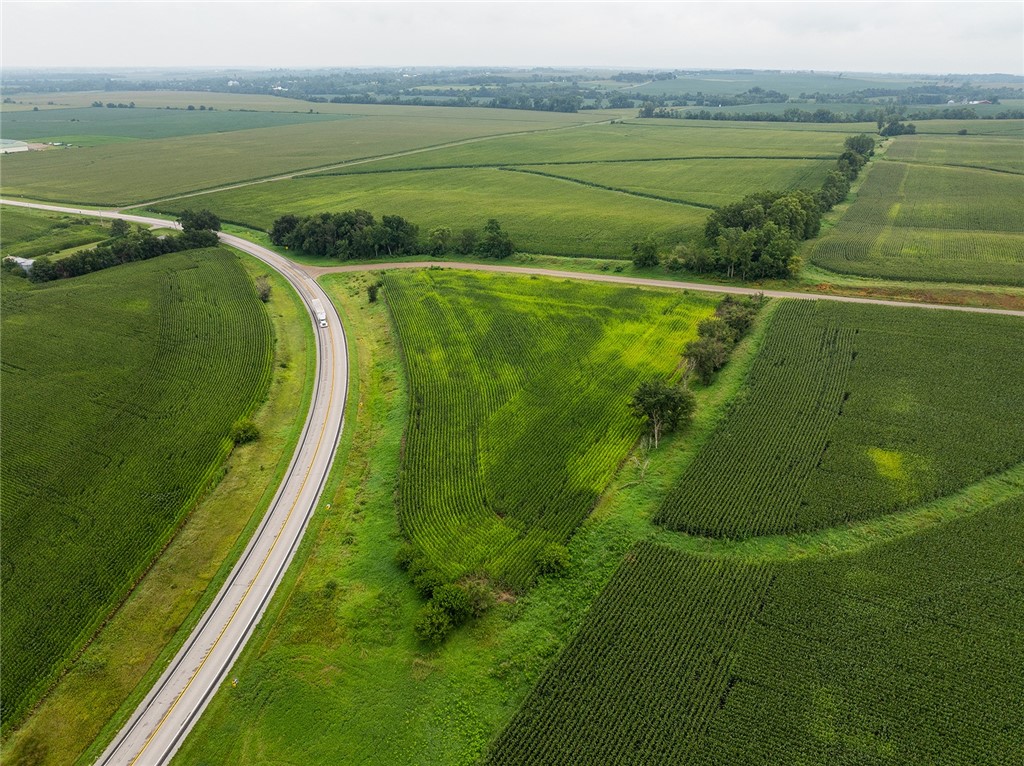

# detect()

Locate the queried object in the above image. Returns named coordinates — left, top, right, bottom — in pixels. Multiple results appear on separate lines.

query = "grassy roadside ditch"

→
left=0, top=252, right=315, bottom=766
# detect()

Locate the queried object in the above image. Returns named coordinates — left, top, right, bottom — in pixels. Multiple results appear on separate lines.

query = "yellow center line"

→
left=128, top=316, right=340, bottom=765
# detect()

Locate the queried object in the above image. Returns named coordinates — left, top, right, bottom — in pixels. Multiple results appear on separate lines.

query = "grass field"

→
left=0, top=106, right=354, bottom=143
left=488, top=495, right=1024, bottom=765
left=656, top=301, right=1024, bottom=538
left=0, top=249, right=274, bottom=729
left=810, top=154, right=1024, bottom=285
left=384, top=270, right=716, bottom=587
left=0, top=105, right=603, bottom=206
left=0, top=206, right=113, bottom=259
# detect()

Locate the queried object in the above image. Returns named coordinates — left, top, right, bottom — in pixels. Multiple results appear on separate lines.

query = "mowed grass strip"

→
left=0, top=206, right=113, bottom=259
left=0, top=249, right=274, bottom=728
left=810, top=159, right=1024, bottom=284
left=656, top=301, right=1024, bottom=538
left=489, top=497, right=1024, bottom=765
left=155, top=167, right=707, bottom=257
left=384, top=270, right=716, bottom=588
left=0, top=107, right=596, bottom=206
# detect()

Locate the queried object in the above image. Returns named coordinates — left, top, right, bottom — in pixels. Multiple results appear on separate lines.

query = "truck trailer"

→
left=311, top=298, right=328, bottom=328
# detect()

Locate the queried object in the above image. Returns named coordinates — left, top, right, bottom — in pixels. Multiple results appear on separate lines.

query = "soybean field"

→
left=0, top=206, right=113, bottom=259
left=656, top=300, right=1024, bottom=538
left=0, top=249, right=273, bottom=727
left=384, top=270, right=716, bottom=588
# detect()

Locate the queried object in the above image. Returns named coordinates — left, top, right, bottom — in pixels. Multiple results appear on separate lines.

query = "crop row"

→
left=487, top=494, right=1023, bottom=764
left=486, top=543, right=775, bottom=765
left=657, top=300, right=1024, bottom=538
left=0, top=249, right=274, bottom=725
left=383, top=270, right=715, bottom=588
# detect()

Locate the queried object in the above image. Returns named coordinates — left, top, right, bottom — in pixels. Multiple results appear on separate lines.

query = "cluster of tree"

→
left=395, top=545, right=494, bottom=644
left=641, top=102, right=1022, bottom=125
left=683, top=295, right=764, bottom=384
left=270, top=211, right=515, bottom=260
left=25, top=211, right=221, bottom=283
left=91, top=101, right=135, bottom=108
left=879, top=119, right=917, bottom=136
left=676, top=134, right=874, bottom=279
left=800, top=83, right=1017, bottom=104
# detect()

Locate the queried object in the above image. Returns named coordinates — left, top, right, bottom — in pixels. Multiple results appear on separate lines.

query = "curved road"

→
left=2, top=198, right=1022, bottom=763
left=1, top=200, right=349, bottom=765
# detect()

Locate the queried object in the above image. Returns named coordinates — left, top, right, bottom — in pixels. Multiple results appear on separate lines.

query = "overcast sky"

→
left=2, top=1, right=1022, bottom=75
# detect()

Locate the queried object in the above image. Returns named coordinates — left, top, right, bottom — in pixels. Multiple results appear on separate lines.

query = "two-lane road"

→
left=1, top=200, right=349, bottom=765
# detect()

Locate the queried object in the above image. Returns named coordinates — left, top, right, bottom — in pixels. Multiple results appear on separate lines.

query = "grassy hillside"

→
left=656, top=301, right=1024, bottom=537
left=384, top=270, right=715, bottom=587
left=489, top=496, right=1024, bottom=765
left=810, top=147, right=1024, bottom=285
left=0, top=249, right=274, bottom=727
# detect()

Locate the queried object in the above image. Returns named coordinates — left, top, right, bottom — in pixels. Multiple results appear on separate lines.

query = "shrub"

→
left=432, top=584, right=473, bottom=625
left=413, top=603, right=453, bottom=644
left=537, top=543, right=571, bottom=575
left=230, top=419, right=260, bottom=445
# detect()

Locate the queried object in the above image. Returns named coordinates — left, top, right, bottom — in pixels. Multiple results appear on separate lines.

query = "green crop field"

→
left=656, top=301, right=1024, bottom=538
left=0, top=105, right=601, bottom=205
left=0, top=249, right=274, bottom=727
left=810, top=154, right=1024, bottom=285
left=0, top=206, right=113, bottom=259
left=0, top=106, right=355, bottom=143
left=506, top=157, right=831, bottom=207
left=913, top=118, right=1024, bottom=136
left=882, top=133, right=1024, bottom=173
left=384, top=270, right=716, bottom=587
left=488, top=496, right=1024, bottom=765
left=154, top=167, right=708, bottom=257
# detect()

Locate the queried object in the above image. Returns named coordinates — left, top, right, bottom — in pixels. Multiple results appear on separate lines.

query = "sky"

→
left=2, top=1, right=1022, bottom=75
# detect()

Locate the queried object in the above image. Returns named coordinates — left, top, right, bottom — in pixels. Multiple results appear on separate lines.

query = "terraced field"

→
left=656, top=301, right=1024, bottom=537
left=0, top=249, right=274, bottom=726
left=488, top=496, right=1024, bottom=765
left=384, top=270, right=715, bottom=587
left=810, top=141, right=1024, bottom=285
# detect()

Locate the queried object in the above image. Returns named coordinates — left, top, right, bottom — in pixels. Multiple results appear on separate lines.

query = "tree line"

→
left=12, top=211, right=221, bottom=283
left=269, top=211, right=515, bottom=259
left=634, top=134, right=875, bottom=280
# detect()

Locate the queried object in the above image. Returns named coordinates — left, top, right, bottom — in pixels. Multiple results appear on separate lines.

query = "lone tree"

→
left=631, top=236, right=660, bottom=268
left=630, top=379, right=695, bottom=448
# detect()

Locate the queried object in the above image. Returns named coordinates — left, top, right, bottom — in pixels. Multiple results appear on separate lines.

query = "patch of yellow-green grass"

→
left=0, top=254, right=314, bottom=766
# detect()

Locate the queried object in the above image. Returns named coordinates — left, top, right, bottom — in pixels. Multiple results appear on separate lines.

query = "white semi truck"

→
left=311, top=298, right=328, bottom=328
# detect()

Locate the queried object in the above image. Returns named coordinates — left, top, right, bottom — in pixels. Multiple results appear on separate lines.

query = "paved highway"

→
left=1, top=200, right=349, bottom=765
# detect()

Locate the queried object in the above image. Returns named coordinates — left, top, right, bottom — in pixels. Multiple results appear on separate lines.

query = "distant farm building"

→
left=0, top=139, right=30, bottom=154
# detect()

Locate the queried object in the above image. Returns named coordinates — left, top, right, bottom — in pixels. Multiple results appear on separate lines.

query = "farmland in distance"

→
left=0, top=249, right=274, bottom=727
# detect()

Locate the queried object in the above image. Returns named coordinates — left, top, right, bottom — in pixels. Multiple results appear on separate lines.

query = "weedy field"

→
left=385, top=270, right=715, bottom=587
left=810, top=139, right=1024, bottom=285
left=0, top=249, right=273, bottom=728
left=656, top=301, right=1024, bottom=537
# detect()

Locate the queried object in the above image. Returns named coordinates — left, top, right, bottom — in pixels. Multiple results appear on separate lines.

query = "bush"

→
left=414, top=603, right=453, bottom=644
left=367, top=282, right=380, bottom=303
left=230, top=419, right=260, bottom=445
left=537, top=543, right=571, bottom=575
left=408, top=558, right=445, bottom=598
left=394, top=542, right=417, bottom=571
left=255, top=276, right=272, bottom=303
left=631, top=236, right=660, bottom=268
left=432, top=584, right=473, bottom=625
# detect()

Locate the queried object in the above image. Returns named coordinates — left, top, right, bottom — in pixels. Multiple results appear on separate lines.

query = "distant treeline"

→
left=641, top=104, right=1024, bottom=124
left=269, top=211, right=515, bottom=259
